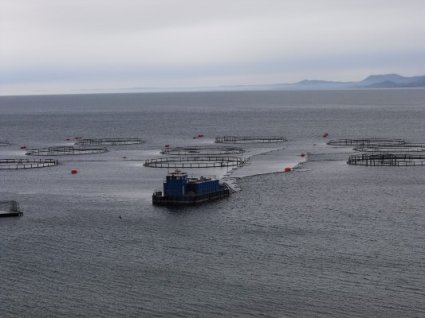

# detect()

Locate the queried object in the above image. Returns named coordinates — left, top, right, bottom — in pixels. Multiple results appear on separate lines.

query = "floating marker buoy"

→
left=284, top=167, right=292, bottom=173
left=20, top=146, right=27, bottom=149
left=122, top=156, right=127, bottom=159
left=66, top=138, right=70, bottom=141
left=198, top=134, right=204, bottom=138
left=165, top=144, right=170, bottom=148
left=71, top=169, right=78, bottom=174
left=300, top=153, right=305, bottom=157
left=323, top=132, right=329, bottom=138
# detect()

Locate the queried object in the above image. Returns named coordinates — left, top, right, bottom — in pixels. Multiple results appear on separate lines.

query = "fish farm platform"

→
left=347, top=153, right=425, bottom=166
left=0, top=158, right=58, bottom=170
left=354, top=143, right=425, bottom=153
left=161, top=145, right=244, bottom=155
left=76, top=138, right=144, bottom=146
left=215, top=136, right=287, bottom=144
left=327, top=138, right=405, bottom=147
left=0, top=201, right=23, bottom=217
left=144, top=156, right=244, bottom=168
left=26, top=146, right=107, bottom=156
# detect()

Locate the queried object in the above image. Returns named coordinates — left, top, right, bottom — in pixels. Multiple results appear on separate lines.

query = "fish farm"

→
left=144, top=156, right=245, bottom=168
left=76, top=137, right=144, bottom=146
left=215, top=136, right=287, bottom=144
left=0, top=158, right=58, bottom=170
left=0, top=200, right=23, bottom=217
left=25, top=146, right=108, bottom=156
left=161, top=145, right=244, bottom=155
left=327, top=138, right=405, bottom=147
left=347, top=153, right=425, bottom=166
left=354, top=143, right=425, bottom=153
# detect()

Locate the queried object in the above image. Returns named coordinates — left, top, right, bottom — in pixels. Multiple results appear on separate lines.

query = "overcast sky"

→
left=1, top=0, right=425, bottom=95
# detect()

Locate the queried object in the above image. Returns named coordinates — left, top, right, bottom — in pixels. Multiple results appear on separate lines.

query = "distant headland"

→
left=208, top=74, right=425, bottom=92
left=108, top=74, right=425, bottom=94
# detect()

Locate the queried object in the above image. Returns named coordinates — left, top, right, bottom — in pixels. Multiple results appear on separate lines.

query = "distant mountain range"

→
left=216, top=74, right=425, bottom=91
left=78, top=74, right=425, bottom=94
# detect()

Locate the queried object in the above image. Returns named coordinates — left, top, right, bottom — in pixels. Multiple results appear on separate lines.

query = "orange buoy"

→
left=322, top=132, right=329, bottom=138
left=71, top=169, right=78, bottom=174
left=284, top=167, right=292, bottom=173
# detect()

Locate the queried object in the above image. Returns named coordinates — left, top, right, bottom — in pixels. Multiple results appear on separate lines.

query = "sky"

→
left=1, top=0, right=425, bottom=95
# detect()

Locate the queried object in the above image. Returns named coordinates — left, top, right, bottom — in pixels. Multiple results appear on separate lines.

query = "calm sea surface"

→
left=1, top=90, right=425, bottom=317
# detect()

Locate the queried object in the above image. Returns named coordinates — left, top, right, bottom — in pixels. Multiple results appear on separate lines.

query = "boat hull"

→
left=152, top=188, right=230, bottom=206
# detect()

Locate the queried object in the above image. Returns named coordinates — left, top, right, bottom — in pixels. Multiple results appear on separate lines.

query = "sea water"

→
left=1, top=90, right=425, bottom=317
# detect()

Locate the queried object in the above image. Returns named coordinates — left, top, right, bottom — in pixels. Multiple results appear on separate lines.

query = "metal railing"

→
left=0, top=158, right=58, bottom=170
left=215, top=136, right=287, bottom=144
left=347, top=153, right=425, bottom=166
left=144, top=156, right=245, bottom=168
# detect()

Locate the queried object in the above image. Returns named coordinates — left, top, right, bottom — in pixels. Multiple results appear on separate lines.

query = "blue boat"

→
left=152, top=170, right=230, bottom=206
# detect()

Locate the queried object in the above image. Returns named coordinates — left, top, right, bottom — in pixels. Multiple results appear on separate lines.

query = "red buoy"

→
left=284, top=167, right=292, bottom=173
left=323, top=132, right=329, bottom=138
left=71, top=169, right=78, bottom=175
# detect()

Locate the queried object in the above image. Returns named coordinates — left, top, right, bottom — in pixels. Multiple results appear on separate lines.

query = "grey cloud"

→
left=1, top=0, right=425, bottom=95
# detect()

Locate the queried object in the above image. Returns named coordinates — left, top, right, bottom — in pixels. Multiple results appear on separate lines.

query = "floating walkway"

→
left=26, top=146, right=107, bottom=156
left=76, top=138, right=144, bottom=146
left=347, top=153, right=425, bottom=166
left=0, top=158, right=58, bottom=170
left=0, top=201, right=23, bottom=217
left=327, top=138, right=405, bottom=147
left=161, top=145, right=244, bottom=155
left=144, top=156, right=244, bottom=168
left=215, top=136, right=287, bottom=144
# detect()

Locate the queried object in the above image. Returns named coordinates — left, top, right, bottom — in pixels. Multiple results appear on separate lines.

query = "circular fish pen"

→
left=327, top=138, right=405, bottom=147
left=347, top=153, right=425, bottom=166
left=354, top=143, right=425, bottom=153
left=215, top=136, right=287, bottom=144
left=0, top=158, right=58, bottom=170
left=26, top=146, right=107, bottom=156
left=76, top=138, right=144, bottom=146
left=161, top=145, right=244, bottom=155
left=144, top=156, right=244, bottom=168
